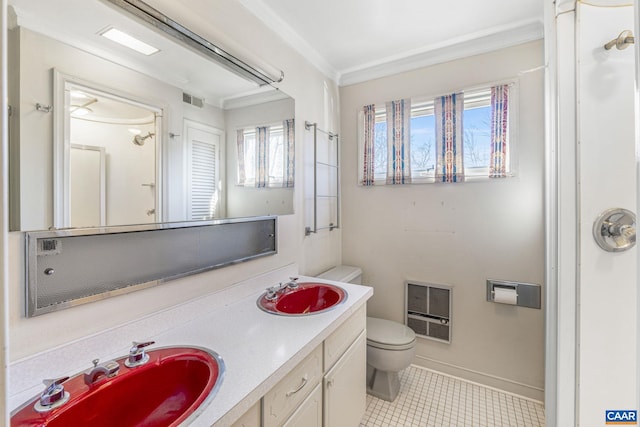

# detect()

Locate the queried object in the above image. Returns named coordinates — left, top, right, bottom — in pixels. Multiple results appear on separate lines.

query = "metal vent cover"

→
left=183, top=92, right=204, bottom=108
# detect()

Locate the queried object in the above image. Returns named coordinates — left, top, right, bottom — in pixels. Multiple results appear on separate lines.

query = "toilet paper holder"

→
left=486, top=279, right=541, bottom=309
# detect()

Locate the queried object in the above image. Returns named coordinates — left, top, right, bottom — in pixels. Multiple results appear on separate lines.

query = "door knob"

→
left=593, top=208, right=636, bottom=252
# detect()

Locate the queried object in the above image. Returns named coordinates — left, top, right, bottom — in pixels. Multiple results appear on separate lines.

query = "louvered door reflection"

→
left=186, top=120, right=223, bottom=221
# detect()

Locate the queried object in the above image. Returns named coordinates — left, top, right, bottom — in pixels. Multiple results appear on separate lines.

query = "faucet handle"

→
left=286, top=277, right=299, bottom=289
left=125, top=341, right=155, bottom=368
left=129, top=340, right=155, bottom=355
left=265, top=284, right=281, bottom=301
left=36, top=377, right=70, bottom=412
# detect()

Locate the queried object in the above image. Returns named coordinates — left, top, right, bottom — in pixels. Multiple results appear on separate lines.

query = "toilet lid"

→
left=367, top=317, right=416, bottom=349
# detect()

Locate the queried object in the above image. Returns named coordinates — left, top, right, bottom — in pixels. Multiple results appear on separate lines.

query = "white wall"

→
left=6, top=0, right=340, bottom=361
left=71, top=118, right=156, bottom=226
left=1, top=0, right=10, bottom=423
left=340, top=41, right=545, bottom=399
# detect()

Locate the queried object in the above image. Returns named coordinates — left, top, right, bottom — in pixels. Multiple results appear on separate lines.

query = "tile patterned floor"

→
left=360, top=365, right=545, bottom=427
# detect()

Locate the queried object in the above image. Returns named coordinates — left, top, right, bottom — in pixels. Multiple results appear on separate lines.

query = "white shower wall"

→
left=575, top=2, right=637, bottom=422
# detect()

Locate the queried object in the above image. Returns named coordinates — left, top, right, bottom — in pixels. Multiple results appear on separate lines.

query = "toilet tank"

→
left=318, top=265, right=362, bottom=284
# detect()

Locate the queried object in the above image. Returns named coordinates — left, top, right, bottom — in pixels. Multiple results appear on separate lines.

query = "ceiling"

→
left=239, top=0, right=544, bottom=86
left=9, top=0, right=267, bottom=107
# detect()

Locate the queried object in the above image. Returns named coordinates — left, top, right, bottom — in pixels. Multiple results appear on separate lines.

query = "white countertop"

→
left=9, top=264, right=373, bottom=426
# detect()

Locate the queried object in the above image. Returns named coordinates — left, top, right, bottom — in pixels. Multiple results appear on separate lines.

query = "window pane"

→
left=269, top=129, right=284, bottom=182
left=411, top=114, right=435, bottom=178
left=244, top=132, right=256, bottom=184
left=463, top=105, right=491, bottom=170
left=374, top=119, right=387, bottom=178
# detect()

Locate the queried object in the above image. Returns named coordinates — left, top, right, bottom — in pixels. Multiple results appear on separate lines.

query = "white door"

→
left=69, top=144, right=105, bottom=227
left=185, top=120, right=224, bottom=221
left=551, top=1, right=638, bottom=425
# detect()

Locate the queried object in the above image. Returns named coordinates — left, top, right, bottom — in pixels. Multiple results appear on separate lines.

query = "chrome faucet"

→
left=265, top=277, right=300, bottom=301
left=125, top=340, right=155, bottom=368
left=34, top=377, right=70, bottom=412
left=84, top=359, right=120, bottom=385
left=285, top=276, right=299, bottom=289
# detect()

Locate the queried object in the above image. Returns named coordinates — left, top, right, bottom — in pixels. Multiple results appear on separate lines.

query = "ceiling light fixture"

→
left=100, top=27, right=160, bottom=56
left=104, top=0, right=283, bottom=85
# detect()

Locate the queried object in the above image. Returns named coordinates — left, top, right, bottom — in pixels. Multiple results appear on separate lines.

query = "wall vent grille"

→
left=405, top=281, right=452, bottom=343
left=183, top=92, right=204, bottom=108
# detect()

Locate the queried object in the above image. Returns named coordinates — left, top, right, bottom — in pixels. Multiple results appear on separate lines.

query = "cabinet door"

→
left=323, top=331, right=366, bottom=427
left=231, top=401, right=261, bottom=427
left=282, top=383, right=322, bottom=427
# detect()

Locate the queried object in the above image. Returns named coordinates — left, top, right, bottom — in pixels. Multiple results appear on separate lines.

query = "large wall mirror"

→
left=8, top=0, right=295, bottom=232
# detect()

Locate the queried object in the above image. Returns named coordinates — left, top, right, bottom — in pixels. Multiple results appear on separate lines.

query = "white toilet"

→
left=318, top=265, right=417, bottom=402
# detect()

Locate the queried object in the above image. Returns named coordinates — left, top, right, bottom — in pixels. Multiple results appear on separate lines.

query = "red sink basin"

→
left=258, top=282, right=347, bottom=315
left=11, top=346, right=224, bottom=427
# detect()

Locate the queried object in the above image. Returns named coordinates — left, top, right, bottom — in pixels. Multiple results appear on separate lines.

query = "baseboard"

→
left=412, top=355, right=545, bottom=403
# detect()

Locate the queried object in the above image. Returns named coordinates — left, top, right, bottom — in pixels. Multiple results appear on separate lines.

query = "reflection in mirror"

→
left=8, top=0, right=295, bottom=232
left=57, top=75, right=161, bottom=228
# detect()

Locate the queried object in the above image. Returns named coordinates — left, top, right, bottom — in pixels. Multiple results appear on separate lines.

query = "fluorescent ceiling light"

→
left=70, top=106, right=92, bottom=117
left=100, top=27, right=159, bottom=56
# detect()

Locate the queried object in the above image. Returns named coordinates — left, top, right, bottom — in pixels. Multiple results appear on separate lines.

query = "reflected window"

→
left=237, top=119, right=295, bottom=188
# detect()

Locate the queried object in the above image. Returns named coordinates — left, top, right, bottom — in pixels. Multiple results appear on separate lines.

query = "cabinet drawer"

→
left=263, top=344, right=323, bottom=427
left=324, top=304, right=366, bottom=370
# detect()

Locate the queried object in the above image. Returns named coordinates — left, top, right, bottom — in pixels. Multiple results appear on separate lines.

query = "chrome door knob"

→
left=593, top=208, right=636, bottom=252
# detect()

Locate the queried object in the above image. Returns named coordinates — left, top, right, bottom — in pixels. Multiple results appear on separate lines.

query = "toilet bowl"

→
left=366, top=317, right=416, bottom=401
left=318, top=265, right=417, bottom=402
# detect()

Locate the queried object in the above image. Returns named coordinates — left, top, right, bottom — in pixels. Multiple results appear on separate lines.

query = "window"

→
left=360, top=85, right=514, bottom=185
left=237, top=120, right=294, bottom=188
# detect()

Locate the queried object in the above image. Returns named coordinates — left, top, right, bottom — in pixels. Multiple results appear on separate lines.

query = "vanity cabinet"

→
left=282, top=384, right=323, bottom=427
left=231, top=402, right=261, bottom=427
left=323, top=332, right=366, bottom=427
left=256, top=305, right=366, bottom=427
left=263, top=345, right=324, bottom=427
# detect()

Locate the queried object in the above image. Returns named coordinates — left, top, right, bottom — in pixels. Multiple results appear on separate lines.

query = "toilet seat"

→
left=367, top=317, right=416, bottom=351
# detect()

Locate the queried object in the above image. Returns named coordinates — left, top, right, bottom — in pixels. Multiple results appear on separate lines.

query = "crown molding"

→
left=238, top=0, right=339, bottom=82
left=339, top=19, right=544, bottom=86
left=239, top=1, right=543, bottom=87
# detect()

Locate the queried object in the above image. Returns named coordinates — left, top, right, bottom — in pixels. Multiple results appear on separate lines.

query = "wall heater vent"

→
left=38, top=238, right=61, bottom=256
left=405, top=281, right=452, bottom=344
left=183, top=92, right=204, bottom=108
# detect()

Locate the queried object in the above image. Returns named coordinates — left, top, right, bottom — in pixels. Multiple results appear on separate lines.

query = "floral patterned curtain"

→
left=236, top=129, right=246, bottom=186
left=362, top=104, right=376, bottom=186
left=435, top=92, right=464, bottom=183
left=489, top=85, right=510, bottom=178
left=255, top=126, right=269, bottom=188
left=283, top=119, right=295, bottom=187
left=386, top=99, right=411, bottom=184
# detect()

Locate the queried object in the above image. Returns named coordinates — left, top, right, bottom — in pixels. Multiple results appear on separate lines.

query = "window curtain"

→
left=283, top=119, right=295, bottom=187
left=256, top=126, right=269, bottom=188
left=489, top=85, right=509, bottom=178
left=362, top=104, right=376, bottom=186
left=386, top=99, right=411, bottom=184
left=236, top=129, right=246, bottom=185
left=435, top=92, right=464, bottom=183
